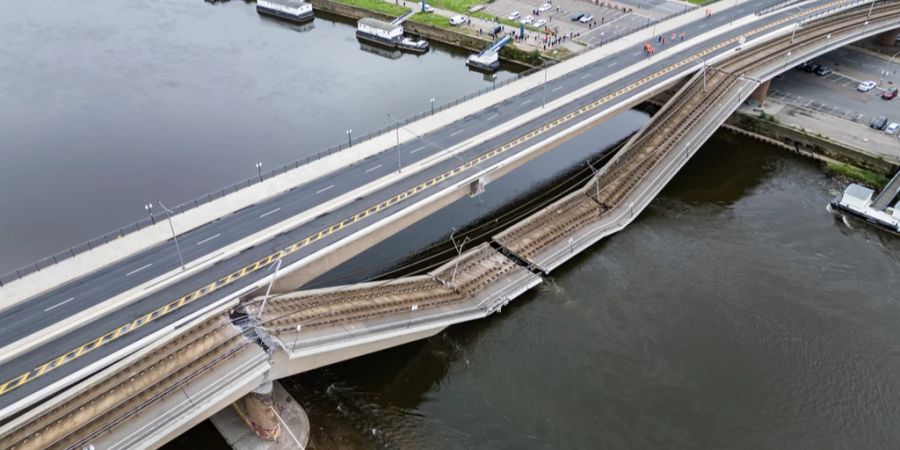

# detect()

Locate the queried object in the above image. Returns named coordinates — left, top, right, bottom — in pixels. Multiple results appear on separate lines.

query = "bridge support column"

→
left=750, top=80, right=771, bottom=105
left=875, top=28, right=899, bottom=47
left=237, top=381, right=282, bottom=441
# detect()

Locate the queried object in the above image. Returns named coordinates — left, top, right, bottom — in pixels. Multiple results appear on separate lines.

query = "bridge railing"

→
left=0, top=55, right=562, bottom=286
left=0, top=0, right=718, bottom=286
left=756, top=0, right=803, bottom=16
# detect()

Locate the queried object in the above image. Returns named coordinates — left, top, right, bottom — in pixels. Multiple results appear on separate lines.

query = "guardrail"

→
left=0, top=58, right=564, bottom=287
left=756, top=0, right=803, bottom=16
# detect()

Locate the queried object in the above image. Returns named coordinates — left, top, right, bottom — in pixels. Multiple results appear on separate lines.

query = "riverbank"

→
left=309, top=0, right=547, bottom=67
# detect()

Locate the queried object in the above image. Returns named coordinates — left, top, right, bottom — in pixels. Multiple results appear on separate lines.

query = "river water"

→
left=5, top=1, right=900, bottom=449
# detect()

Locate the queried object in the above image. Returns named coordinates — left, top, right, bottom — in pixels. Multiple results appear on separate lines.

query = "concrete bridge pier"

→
left=239, top=382, right=281, bottom=441
left=875, top=28, right=899, bottom=46
left=750, top=79, right=771, bottom=105
left=212, top=380, right=311, bottom=449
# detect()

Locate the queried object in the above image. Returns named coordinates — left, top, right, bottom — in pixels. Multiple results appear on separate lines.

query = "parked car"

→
left=449, top=15, right=466, bottom=25
left=886, top=122, right=900, bottom=135
left=534, top=19, right=547, bottom=28
left=422, top=3, right=434, bottom=12
left=537, top=2, right=552, bottom=12
left=579, top=13, right=593, bottom=23
left=882, top=87, right=898, bottom=100
left=815, top=65, right=832, bottom=76
left=795, top=62, right=809, bottom=71
left=570, top=12, right=585, bottom=21
left=857, top=80, right=877, bottom=92
left=508, top=11, right=520, bottom=20
left=870, top=115, right=888, bottom=130
left=803, top=62, right=820, bottom=73
left=520, top=15, right=534, bottom=24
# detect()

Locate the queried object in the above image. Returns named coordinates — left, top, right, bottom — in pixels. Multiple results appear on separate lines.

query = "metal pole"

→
left=259, top=258, right=282, bottom=318
left=587, top=160, right=601, bottom=202
left=291, top=324, right=302, bottom=351
left=430, top=97, right=435, bottom=114
left=387, top=113, right=404, bottom=172
left=702, top=59, right=707, bottom=92
left=449, top=229, right=470, bottom=289
left=157, top=201, right=185, bottom=270
left=542, top=63, right=548, bottom=108
left=346, top=129, right=352, bottom=147
left=255, top=162, right=263, bottom=182
left=867, top=0, right=875, bottom=20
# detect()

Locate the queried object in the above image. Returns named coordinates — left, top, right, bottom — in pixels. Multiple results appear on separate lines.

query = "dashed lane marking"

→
left=0, top=0, right=851, bottom=399
left=365, top=164, right=383, bottom=173
left=44, top=298, right=74, bottom=313
left=316, top=185, right=334, bottom=194
left=125, top=263, right=152, bottom=277
left=197, top=234, right=221, bottom=246
left=259, top=208, right=281, bottom=219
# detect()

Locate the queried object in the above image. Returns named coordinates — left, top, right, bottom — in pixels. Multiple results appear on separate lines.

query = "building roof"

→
left=358, top=17, right=401, bottom=32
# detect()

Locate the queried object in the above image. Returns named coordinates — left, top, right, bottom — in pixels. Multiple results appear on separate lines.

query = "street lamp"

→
left=542, top=63, right=549, bottom=108
left=449, top=228, right=470, bottom=289
left=144, top=203, right=155, bottom=225
left=255, top=162, right=263, bottom=182
left=430, top=97, right=435, bottom=115
left=156, top=201, right=185, bottom=270
left=386, top=113, right=404, bottom=173
left=346, top=129, right=352, bottom=147
left=259, top=257, right=282, bottom=319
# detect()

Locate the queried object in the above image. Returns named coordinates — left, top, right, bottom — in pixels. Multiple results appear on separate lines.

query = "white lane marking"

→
left=126, top=263, right=152, bottom=277
left=366, top=164, right=383, bottom=173
left=259, top=207, right=281, bottom=218
left=316, top=184, right=334, bottom=194
left=552, top=86, right=563, bottom=92
left=580, top=73, right=591, bottom=79
left=197, top=233, right=221, bottom=245
left=411, top=145, right=426, bottom=153
left=521, top=99, right=533, bottom=106
left=633, top=51, right=643, bottom=56
left=450, top=129, right=465, bottom=137
left=607, top=61, right=618, bottom=68
left=44, top=297, right=74, bottom=312
left=487, top=114, right=499, bottom=121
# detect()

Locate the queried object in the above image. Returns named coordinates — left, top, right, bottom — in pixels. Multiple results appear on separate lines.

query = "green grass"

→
left=826, top=162, right=890, bottom=188
left=335, top=0, right=410, bottom=17
left=686, top=0, right=718, bottom=5
left=408, top=11, right=457, bottom=29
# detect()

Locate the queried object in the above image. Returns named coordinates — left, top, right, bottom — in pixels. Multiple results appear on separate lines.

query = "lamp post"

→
left=346, top=129, right=352, bottom=147
left=156, top=201, right=185, bottom=270
left=144, top=203, right=155, bottom=225
left=386, top=113, right=405, bottom=173
left=542, top=63, right=549, bottom=108
left=449, top=228, right=470, bottom=289
left=430, top=97, right=435, bottom=114
left=255, top=162, right=263, bottom=182
left=883, top=49, right=900, bottom=85
left=259, top=258, right=282, bottom=319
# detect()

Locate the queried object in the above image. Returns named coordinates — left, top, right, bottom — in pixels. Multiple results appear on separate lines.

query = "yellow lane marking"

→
left=0, top=0, right=850, bottom=399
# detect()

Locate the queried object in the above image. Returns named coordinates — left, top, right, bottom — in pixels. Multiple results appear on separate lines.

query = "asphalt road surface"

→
left=0, top=0, right=835, bottom=413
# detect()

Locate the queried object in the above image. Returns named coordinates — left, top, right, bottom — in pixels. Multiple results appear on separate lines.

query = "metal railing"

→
left=756, top=0, right=804, bottom=16
left=0, top=59, right=561, bottom=287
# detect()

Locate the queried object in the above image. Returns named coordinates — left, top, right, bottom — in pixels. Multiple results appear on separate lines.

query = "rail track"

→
left=0, top=315, right=247, bottom=450
left=497, top=1, right=900, bottom=263
left=4, top=3, right=899, bottom=449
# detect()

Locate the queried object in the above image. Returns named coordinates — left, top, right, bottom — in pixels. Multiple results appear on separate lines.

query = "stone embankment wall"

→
left=308, top=0, right=538, bottom=67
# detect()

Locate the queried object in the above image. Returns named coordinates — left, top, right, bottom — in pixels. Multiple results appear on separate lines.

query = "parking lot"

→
left=481, top=0, right=688, bottom=48
left=768, top=47, right=900, bottom=135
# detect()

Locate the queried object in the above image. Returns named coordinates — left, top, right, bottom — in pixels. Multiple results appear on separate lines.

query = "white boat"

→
left=257, top=0, right=314, bottom=23
left=399, top=36, right=430, bottom=53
